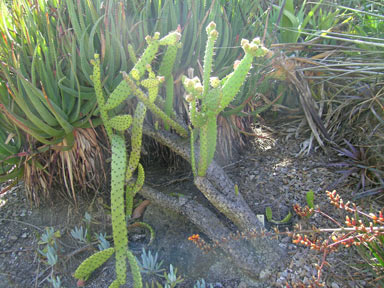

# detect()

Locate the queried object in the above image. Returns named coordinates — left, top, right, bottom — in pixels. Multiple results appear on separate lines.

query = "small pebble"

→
left=9, top=235, right=18, bottom=241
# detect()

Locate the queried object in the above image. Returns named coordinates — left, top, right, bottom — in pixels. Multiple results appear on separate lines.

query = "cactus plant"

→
left=74, top=28, right=183, bottom=287
left=182, top=22, right=270, bottom=177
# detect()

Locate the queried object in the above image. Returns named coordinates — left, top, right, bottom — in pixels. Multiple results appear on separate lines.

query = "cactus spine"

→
left=183, top=22, right=270, bottom=177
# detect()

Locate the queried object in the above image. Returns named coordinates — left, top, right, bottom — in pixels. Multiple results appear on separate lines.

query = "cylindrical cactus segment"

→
left=126, top=163, right=145, bottom=217
left=197, top=115, right=217, bottom=177
left=126, top=102, right=146, bottom=181
left=140, top=76, right=164, bottom=103
left=133, top=163, right=145, bottom=194
left=108, top=115, right=133, bottom=131
left=104, top=81, right=132, bottom=111
left=205, top=115, right=217, bottom=173
left=126, top=249, right=143, bottom=288
left=73, top=247, right=115, bottom=281
left=111, top=134, right=129, bottom=285
left=189, top=126, right=197, bottom=178
left=158, top=31, right=181, bottom=46
left=130, top=35, right=160, bottom=81
left=124, top=75, right=188, bottom=138
left=159, top=45, right=179, bottom=131
left=91, top=54, right=112, bottom=139
left=108, top=279, right=121, bottom=288
left=198, top=123, right=208, bottom=177
left=205, top=88, right=222, bottom=112
left=202, top=22, right=218, bottom=100
left=220, top=53, right=253, bottom=112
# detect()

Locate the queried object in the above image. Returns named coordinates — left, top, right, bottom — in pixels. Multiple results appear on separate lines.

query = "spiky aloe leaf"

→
left=111, top=134, right=128, bottom=285
left=73, top=247, right=115, bottom=281
left=127, top=44, right=137, bottom=64
left=108, top=115, right=132, bottom=131
left=126, top=249, right=143, bottom=288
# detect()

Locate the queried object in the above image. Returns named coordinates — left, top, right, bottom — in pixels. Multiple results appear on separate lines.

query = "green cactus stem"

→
left=74, top=247, right=115, bottom=281
left=189, top=126, right=197, bottom=178
left=110, top=134, right=129, bottom=285
left=202, top=22, right=218, bottom=100
left=126, top=163, right=145, bottom=217
left=123, top=73, right=188, bottom=138
left=159, top=44, right=179, bottom=130
left=126, top=102, right=146, bottom=182
left=91, top=55, right=112, bottom=139
left=126, top=250, right=143, bottom=288
left=197, top=115, right=217, bottom=177
left=108, top=115, right=133, bottom=131
left=220, top=38, right=269, bottom=112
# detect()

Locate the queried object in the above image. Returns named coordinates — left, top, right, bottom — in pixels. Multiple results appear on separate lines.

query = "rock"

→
left=9, top=235, right=17, bottom=241
left=259, top=269, right=271, bottom=279
left=21, top=233, right=28, bottom=239
left=237, top=281, right=247, bottom=288
left=331, top=282, right=340, bottom=288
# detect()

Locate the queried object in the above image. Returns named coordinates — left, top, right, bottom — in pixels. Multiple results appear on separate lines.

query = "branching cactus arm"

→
left=182, top=23, right=270, bottom=177
left=202, top=22, right=218, bottom=101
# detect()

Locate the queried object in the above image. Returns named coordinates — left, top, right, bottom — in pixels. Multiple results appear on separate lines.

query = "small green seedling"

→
left=265, top=207, right=292, bottom=225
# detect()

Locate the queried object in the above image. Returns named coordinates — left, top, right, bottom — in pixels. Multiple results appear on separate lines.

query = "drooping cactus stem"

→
left=74, top=248, right=115, bottom=281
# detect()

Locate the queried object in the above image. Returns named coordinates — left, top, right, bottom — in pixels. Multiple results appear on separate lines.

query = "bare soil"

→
left=0, top=124, right=379, bottom=288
